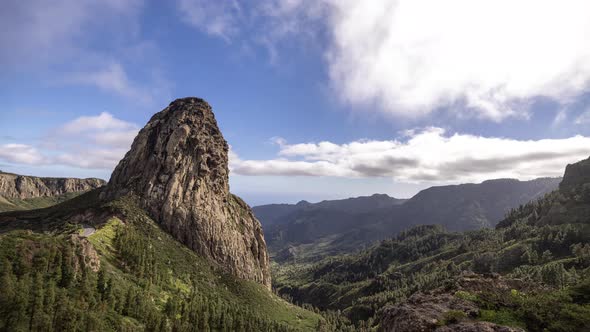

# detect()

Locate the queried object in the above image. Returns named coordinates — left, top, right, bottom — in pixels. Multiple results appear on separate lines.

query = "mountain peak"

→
left=103, top=97, right=271, bottom=288
left=169, top=96, right=212, bottom=110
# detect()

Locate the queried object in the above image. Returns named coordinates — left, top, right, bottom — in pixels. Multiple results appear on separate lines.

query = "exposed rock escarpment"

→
left=560, top=156, right=590, bottom=191
left=102, top=97, right=271, bottom=288
left=0, top=171, right=105, bottom=199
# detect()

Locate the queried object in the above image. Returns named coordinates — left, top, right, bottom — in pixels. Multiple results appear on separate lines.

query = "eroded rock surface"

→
left=380, top=273, right=526, bottom=332
left=0, top=171, right=105, bottom=199
left=103, top=97, right=271, bottom=288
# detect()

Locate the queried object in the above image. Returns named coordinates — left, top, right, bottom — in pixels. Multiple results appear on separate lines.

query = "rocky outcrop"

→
left=70, top=235, right=101, bottom=273
left=560, top=156, right=590, bottom=191
left=380, top=273, right=526, bottom=332
left=0, top=171, right=105, bottom=199
left=102, top=97, right=271, bottom=288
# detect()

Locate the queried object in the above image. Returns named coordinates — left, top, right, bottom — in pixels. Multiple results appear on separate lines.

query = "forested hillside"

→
left=273, top=159, right=590, bottom=331
left=0, top=192, right=321, bottom=331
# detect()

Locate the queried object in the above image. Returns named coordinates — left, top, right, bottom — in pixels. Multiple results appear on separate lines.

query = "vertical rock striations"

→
left=103, top=97, right=271, bottom=288
left=0, top=171, right=105, bottom=199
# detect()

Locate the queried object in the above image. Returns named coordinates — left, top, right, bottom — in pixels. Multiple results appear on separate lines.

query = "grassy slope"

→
left=97, top=197, right=321, bottom=330
left=0, top=192, right=84, bottom=213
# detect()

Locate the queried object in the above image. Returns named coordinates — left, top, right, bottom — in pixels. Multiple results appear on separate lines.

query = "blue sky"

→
left=2, top=0, right=590, bottom=206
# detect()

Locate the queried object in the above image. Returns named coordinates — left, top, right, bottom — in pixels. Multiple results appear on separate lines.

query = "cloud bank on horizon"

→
left=230, top=128, right=590, bottom=183
left=0, top=113, right=138, bottom=170
left=1, top=112, right=589, bottom=184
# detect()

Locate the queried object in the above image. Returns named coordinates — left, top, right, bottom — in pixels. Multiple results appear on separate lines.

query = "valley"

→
left=256, top=178, right=561, bottom=262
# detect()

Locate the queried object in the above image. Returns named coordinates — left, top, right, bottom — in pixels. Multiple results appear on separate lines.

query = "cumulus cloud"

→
left=66, top=63, right=154, bottom=104
left=231, top=128, right=590, bottom=182
left=57, top=112, right=139, bottom=149
left=178, top=0, right=590, bottom=121
left=0, top=113, right=138, bottom=170
left=0, top=144, right=46, bottom=165
left=61, top=112, right=136, bottom=134
left=326, top=0, right=590, bottom=121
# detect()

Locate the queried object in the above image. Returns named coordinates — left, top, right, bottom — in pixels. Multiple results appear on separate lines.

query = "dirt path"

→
left=80, top=224, right=96, bottom=237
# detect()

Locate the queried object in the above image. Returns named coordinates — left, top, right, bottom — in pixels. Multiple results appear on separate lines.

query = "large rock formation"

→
left=0, top=171, right=105, bottom=199
left=103, top=97, right=271, bottom=288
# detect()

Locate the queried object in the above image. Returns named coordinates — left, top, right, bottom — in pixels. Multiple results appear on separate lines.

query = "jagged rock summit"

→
left=103, top=97, right=271, bottom=288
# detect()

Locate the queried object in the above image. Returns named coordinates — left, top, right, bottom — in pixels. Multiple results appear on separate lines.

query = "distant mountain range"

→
left=254, top=177, right=561, bottom=261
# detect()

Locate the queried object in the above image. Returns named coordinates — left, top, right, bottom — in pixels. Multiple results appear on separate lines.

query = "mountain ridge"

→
left=0, top=171, right=106, bottom=212
left=0, top=171, right=105, bottom=200
left=257, top=177, right=561, bottom=261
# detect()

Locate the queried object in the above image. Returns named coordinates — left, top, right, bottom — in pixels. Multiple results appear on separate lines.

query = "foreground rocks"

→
left=103, top=97, right=271, bottom=288
left=380, top=273, right=526, bottom=332
left=0, top=171, right=105, bottom=200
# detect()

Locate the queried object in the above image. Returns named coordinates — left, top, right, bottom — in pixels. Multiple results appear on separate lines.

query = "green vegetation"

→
left=273, top=184, right=590, bottom=331
left=438, top=310, right=467, bottom=326
left=0, top=192, right=83, bottom=213
left=0, top=194, right=321, bottom=331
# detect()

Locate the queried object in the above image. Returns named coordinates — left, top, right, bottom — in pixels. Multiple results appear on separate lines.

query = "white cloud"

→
left=0, top=113, right=138, bottom=170
left=177, top=0, right=242, bottom=41
left=326, top=0, right=590, bottom=121
left=0, top=144, right=46, bottom=165
left=61, top=111, right=136, bottom=134
left=66, top=62, right=154, bottom=104
left=179, top=0, right=590, bottom=121
left=58, top=112, right=139, bottom=149
left=55, top=148, right=130, bottom=169
left=231, top=128, right=590, bottom=182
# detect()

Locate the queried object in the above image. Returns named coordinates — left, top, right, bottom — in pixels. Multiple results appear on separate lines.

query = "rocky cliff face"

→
left=0, top=171, right=105, bottom=199
left=103, top=97, right=271, bottom=288
left=560, top=156, right=590, bottom=191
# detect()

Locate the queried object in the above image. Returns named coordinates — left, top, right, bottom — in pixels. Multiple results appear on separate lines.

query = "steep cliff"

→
left=102, top=97, right=271, bottom=288
left=0, top=171, right=105, bottom=199
left=560, top=156, right=590, bottom=191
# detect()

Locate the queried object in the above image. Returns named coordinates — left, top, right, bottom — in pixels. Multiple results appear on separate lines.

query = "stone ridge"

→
left=103, top=97, right=271, bottom=288
left=0, top=172, right=105, bottom=200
